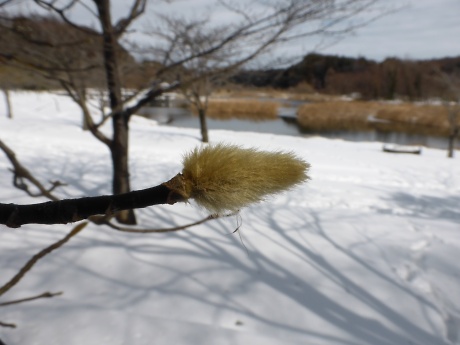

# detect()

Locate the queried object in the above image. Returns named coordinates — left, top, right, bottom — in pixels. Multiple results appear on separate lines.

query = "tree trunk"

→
left=448, top=129, right=458, bottom=158
left=95, top=0, right=136, bottom=224
left=111, top=114, right=136, bottom=223
left=198, top=108, right=209, bottom=143
left=82, top=110, right=89, bottom=131
left=80, top=88, right=89, bottom=130
left=3, top=89, right=12, bottom=119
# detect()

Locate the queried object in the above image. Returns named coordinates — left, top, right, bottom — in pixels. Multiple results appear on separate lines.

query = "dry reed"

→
left=214, top=86, right=338, bottom=102
left=297, top=101, right=456, bottom=136
left=192, top=99, right=279, bottom=121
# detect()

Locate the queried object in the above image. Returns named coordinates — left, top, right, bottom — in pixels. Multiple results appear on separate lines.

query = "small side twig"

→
left=0, top=291, right=62, bottom=307
left=11, top=173, right=67, bottom=198
left=0, top=223, right=86, bottom=329
left=0, top=139, right=63, bottom=201
left=0, top=321, right=16, bottom=328
left=102, top=213, right=230, bottom=233
left=0, top=222, right=88, bottom=297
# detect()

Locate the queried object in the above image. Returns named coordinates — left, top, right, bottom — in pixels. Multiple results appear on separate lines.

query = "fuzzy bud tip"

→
left=178, top=143, right=310, bottom=213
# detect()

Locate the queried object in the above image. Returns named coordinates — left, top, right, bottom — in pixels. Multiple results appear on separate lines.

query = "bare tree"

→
left=184, top=74, right=212, bottom=143
left=1, top=0, right=387, bottom=225
left=151, top=0, right=387, bottom=142
left=0, top=8, right=144, bottom=224
left=162, top=18, right=234, bottom=142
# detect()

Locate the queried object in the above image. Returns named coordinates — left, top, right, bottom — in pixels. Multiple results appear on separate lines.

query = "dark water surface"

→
left=140, top=106, right=453, bottom=150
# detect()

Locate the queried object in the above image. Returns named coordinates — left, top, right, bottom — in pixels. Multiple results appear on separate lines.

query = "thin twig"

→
left=33, top=0, right=100, bottom=36
left=103, top=212, right=236, bottom=233
left=104, top=214, right=217, bottom=233
left=0, top=291, right=62, bottom=307
left=0, top=139, right=61, bottom=201
left=0, top=222, right=88, bottom=296
left=0, top=321, right=16, bottom=328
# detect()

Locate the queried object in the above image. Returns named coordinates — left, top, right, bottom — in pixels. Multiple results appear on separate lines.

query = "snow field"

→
left=0, top=91, right=459, bottom=345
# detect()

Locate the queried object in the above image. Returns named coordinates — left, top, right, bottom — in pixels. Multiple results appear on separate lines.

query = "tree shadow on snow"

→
left=381, top=192, right=460, bottom=221
left=1, top=197, right=454, bottom=345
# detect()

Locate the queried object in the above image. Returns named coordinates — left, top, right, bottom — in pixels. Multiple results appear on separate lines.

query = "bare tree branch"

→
left=0, top=139, right=62, bottom=201
left=60, top=82, right=112, bottom=145
left=0, top=223, right=86, bottom=329
left=114, top=0, right=146, bottom=36
left=33, top=0, right=100, bottom=36
left=121, top=81, right=180, bottom=119
left=0, top=321, right=15, bottom=328
left=103, top=213, right=232, bottom=233
left=0, top=291, right=63, bottom=307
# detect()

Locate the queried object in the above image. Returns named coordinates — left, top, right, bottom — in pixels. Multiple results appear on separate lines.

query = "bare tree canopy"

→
left=147, top=0, right=387, bottom=72
left=0, top=0, right=387, bottom=225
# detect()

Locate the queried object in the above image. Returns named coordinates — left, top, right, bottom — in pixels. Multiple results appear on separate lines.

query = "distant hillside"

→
left=231, top=54, right=460, bottom=100
left=1, top=16, right=458, bottom=101
left=0, top=16, right=151, bottom=90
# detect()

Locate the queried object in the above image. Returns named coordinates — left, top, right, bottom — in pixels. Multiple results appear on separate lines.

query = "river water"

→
left=139, top=106, right=453, bottom=150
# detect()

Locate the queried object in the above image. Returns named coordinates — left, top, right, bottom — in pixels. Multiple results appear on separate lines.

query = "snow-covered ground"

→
left=0, top=91, right=459, bottom=345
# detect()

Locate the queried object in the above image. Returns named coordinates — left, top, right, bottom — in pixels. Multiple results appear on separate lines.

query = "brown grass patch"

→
left=192, top=99, right=279, bottom=121
left=213, top=86, right=288, bottom=99
left=214, top=86, right=340, bottom=102
left=297, top=101, right=456, bottom=136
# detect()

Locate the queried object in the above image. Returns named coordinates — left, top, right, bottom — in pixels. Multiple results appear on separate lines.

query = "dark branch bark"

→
left=0, top=180, right=183, bottom=228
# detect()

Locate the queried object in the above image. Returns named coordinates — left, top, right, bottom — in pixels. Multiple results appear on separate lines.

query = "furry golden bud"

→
left=173, top=143, right=310, bottom=213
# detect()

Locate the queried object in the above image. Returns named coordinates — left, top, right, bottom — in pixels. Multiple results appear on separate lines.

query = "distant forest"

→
left=231, top=54, right=460, bottom=101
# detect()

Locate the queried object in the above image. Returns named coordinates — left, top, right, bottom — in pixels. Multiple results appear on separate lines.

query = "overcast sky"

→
left=140, top=0, right=460, bottom=62
left=6, top=0, right=460, bottom=62
left=318, top=0, right=460, bottom=61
